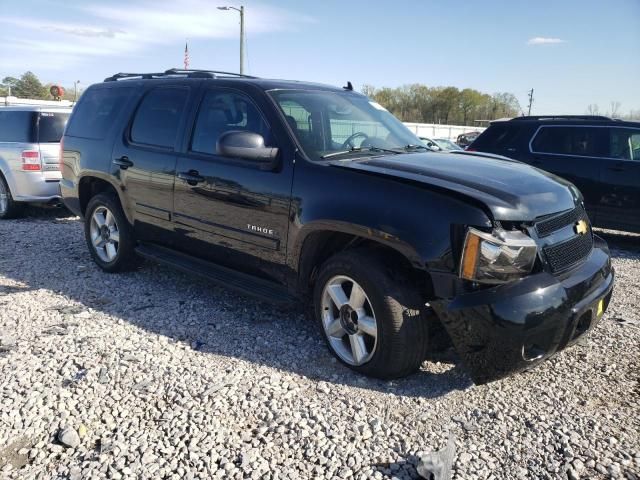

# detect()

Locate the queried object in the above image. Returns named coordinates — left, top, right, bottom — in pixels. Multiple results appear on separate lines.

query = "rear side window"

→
left=131, top=87, right=188, bottom=149
left=66, top=87, right=133, bottom=139
left=0, top=111, right=35, bottom=143
left=37, top=112, right=69, bottom=143
left=531, top=126, right=604, bottom=157
left=610, top=128, right=640, bottom=161
left=471, top=124, right=521, bottom=149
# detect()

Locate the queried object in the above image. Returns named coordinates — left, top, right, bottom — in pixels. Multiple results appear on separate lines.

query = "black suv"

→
left=469, top=116, right=640, bottom=233
left=60, top=70, right=614, bottom=384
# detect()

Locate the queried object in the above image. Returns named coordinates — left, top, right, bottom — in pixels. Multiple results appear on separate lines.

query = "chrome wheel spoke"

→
left=105, top=242, right=117, bottom=261
left=109, top=229, right=120, bottom=244
left=105, top=210, right=115, bottom=228
left=325, top=318, right=346, bottom=338
left=349, top=333, right=368, bottom=365
left=327, top=284, right=349, bottom=309
left=349, top=283, right=367, bottom=309
left=93, top=211, right=106, bottom=228
left=358, top=315, right=377, bottom=337
left=92, top=234, right=104, bottom=248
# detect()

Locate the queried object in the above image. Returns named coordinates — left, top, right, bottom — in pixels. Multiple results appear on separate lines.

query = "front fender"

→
left=287, top=160, right=492, bottom=276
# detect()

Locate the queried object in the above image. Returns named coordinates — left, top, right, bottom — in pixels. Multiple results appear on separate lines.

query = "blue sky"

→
left=1, top=0, right=638, bottom=116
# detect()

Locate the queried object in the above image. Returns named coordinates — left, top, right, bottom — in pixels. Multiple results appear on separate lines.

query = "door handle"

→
left=114, top=156, right=134, bottom=169
left=608, top=162, right=625, bottom=172
left=177, top=170, right=205, bottom=186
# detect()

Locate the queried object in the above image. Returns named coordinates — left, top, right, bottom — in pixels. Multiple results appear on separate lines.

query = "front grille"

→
left=535, top=205, right=585, bottom=237
left=543, top=232, right=593, bottom=273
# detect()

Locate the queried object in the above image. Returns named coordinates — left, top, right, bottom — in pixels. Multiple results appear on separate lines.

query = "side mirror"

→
left=217, top=131, right=279, bottom=170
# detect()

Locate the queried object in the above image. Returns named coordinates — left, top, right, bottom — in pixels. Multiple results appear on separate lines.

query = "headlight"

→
left=460, top=227, right=538, bottom=284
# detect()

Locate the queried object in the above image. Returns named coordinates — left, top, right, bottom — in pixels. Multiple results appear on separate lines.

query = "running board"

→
left=135, top=243, right=295, bottom=305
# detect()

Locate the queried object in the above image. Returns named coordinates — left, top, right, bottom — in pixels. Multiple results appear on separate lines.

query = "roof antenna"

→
left=343, top=81, right=353, bottom=91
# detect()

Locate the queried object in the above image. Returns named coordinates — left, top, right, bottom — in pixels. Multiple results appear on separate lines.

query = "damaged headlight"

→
left=460, top=227, right=538, bottom=284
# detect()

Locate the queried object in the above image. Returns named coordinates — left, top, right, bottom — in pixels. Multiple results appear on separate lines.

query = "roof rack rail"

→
left=510, top=115, right=612, bottom=122
left=104, top=68, right=259, bottom=82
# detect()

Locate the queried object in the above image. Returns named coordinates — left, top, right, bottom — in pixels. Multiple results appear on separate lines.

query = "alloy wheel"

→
left=320, top=275, right=378, bottom=366
left=89, top=206, right=120, bottom=263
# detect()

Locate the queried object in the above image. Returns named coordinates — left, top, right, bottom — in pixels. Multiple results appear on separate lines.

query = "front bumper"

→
left=432, top=235, right=614, bottom=384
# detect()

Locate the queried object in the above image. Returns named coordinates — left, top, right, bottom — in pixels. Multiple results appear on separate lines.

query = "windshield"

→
left=38, top=112, right=69, bottom=143
left=269, top=90, right=423, bottom=160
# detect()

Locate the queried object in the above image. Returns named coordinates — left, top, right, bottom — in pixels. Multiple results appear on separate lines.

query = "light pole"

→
left=74, top=80, right=81, bottom=102
left=218, top=5, right=245, bottom=75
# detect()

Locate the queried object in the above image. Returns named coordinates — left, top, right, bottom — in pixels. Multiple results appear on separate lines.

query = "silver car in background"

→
left=0, top=106, right=70, bottom=218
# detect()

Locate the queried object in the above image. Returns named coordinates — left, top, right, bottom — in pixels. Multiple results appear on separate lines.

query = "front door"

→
left=112, top=84, right=193, bottom=244
left=172, top=87, right=293, bottom=283
left=598, top=127, right=640, bottom=232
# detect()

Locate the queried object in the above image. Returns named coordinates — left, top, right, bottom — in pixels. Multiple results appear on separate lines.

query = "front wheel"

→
left=84, top=193, right=136, bottom=272
left=313, top=249, right=429, bottom=379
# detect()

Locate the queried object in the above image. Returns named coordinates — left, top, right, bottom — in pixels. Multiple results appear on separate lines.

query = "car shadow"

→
left=0, top=211, right=472, bottom=399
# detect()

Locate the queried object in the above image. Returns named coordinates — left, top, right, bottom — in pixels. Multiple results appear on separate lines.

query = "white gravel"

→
left=0, top=209, right=639, bottom=479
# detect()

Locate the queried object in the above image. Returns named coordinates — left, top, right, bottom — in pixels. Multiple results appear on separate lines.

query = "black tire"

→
left=313, top=249, right=429, bottom=379
left=84, top=192, right=137, bottom=272
left=0, top=174, right=23, bottom=219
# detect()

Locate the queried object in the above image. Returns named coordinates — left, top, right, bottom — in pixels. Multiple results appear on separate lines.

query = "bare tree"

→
left=586, top=104, right=600, bottom=115
left=610, top=101, right=621, bottom=118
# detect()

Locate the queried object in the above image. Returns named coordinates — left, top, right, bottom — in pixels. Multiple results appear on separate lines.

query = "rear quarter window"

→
left=66, top=87, right=134, bottom=139
left=0, top=110, right=35, bottom=143
left=38, top=112, right=69, bottom=143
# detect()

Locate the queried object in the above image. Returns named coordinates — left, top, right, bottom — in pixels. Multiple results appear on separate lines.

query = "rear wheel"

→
left=314, top=249, right=429, bottom=379
left=0, top=175, right=23, bottom=219
left=84, top=193, right=136, bottom=272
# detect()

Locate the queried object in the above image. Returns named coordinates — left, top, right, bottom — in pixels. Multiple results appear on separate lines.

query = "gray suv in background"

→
left=0, top=106, right=71, bottom=218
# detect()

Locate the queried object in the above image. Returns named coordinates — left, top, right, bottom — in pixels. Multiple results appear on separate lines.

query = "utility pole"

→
left=239, top=6, right=244, bottom=75
left=74, top=80, right=80, bottom=102
left=527, top=88, right=534, bottom=116
left=218, top=5, right=245, bottom=75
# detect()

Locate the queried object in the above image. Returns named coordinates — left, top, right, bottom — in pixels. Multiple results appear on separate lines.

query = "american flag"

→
left=184, top=42, right=190, bottom=69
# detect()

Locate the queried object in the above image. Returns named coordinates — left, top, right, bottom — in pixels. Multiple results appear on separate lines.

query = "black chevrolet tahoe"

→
left=60, top=69, right=615, bottom=384
left=468, top=116, right=640, bottom=233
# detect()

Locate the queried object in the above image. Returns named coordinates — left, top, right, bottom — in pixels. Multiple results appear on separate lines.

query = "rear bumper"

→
left=10, top=170, right=61, bottom=203
left=432, top=235, right=614, bottom=384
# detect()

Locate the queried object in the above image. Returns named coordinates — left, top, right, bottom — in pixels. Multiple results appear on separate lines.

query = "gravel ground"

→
left=0, top=208, right=638, bottom=480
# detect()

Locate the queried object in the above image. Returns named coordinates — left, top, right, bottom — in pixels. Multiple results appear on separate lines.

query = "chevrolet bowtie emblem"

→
left=575, top=219, right=589, bottom=235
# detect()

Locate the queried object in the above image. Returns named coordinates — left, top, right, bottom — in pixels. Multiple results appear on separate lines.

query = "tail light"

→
left=21, top=150, right=41, bottom=171
left=466, top=148, right=476, bottom=152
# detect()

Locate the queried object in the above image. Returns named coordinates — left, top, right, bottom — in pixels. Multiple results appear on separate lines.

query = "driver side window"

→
left=191, top=89, right=271, bottom=155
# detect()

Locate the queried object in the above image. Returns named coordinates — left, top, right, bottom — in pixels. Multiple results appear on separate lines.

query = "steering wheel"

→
left=342, top=132, right=369, bottom=149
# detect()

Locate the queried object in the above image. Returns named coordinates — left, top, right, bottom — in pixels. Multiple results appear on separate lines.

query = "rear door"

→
left=598, top=127, right=640, bottom=232
left=112, top=83, right=195, bottom=244
left=528, top=125, right=607, bottom=223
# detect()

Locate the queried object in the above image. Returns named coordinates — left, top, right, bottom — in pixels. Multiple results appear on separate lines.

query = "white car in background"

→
left=419, top=137, right=464, bottom=151
left=0, top=105, right=71, bottom=218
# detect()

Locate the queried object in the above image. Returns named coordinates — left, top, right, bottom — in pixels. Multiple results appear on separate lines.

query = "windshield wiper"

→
left=320, top=146, right=402, bottom=159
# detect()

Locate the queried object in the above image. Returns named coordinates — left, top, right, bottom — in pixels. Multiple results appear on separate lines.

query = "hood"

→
left=329, top=151, right=578, bottom=221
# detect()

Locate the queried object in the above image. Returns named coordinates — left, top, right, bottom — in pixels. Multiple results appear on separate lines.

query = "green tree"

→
left=7, top=72, right=49, bottom=99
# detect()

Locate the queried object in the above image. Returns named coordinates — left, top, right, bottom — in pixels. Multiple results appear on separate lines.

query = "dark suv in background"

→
left=60, top=70, right=614, bottom=384
left=469, top=116, right=640, bottom=233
